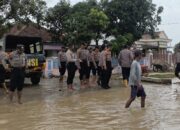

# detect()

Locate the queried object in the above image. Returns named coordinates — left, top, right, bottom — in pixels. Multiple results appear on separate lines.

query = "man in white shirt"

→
left=66, top=45, right=77, bottom=91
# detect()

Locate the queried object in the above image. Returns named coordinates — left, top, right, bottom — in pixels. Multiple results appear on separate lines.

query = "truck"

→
left=1, top=35, right=45, bottom=85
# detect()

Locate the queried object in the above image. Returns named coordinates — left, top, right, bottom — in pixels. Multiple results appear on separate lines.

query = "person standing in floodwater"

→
left=84, top=44, right=91, bottom=87
left=66, top=45, right=77, bottom=91
left=58, top=46, right=67, bottom=83
left=77, top=43, right=88, bottom=88
left=174, top=48, right=180, bottom=79
left=118, top=45, right=133, bottom=87
left=8, top=45, right=26, bottom=104
left=93, top=46, right=101, bottom=85
left=125, top=50, right=146, bottom=108
left=0, top=45, right=9, bottom=94
left=86, top=46, right=97, bottom=86
left=99, top=43, right=112, bottom=89
left=105, top=44, right=113, bottom=88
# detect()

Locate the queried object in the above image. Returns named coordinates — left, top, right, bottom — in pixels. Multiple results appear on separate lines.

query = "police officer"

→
left=84, top=44, right=91, bottom=87
left=9, top=45, right=26, bottom=104
left=175, top=48, right=180, bottom=79
left=66, top=45, right=77, bottom=91
left=0, top=45, right=9, bottom=94
left=99, top=44, right=106, bottom=88
left=87, top=46, right=97, bottom=86
left=99, top=43, right=112, bottom=89
left=118, top=45, right=133, bottom=87
left=58, top=46, right=67, bottom=82
left=93, top=46, right=100, bottom=85
left=104, top=44, right=112, bottom=88
left=77, top=43, right=88, bottom=88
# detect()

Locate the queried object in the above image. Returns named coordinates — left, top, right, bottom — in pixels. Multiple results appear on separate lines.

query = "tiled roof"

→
left=6, top=24, right=52, bottom=42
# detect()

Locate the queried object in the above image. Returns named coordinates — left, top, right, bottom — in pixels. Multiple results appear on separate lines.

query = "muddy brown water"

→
left=0, top=77, right=180, bottom=130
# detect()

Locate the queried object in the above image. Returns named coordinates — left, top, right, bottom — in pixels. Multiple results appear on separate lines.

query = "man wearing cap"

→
left=8, top=45, right=26, bottom=104
left=58, top=46, right=67, bottom=83
left=0, top=45, right=9, bottom=94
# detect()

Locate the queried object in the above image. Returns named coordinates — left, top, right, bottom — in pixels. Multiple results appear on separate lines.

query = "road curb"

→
left=111, top=74, right=172, bottom=84
left=142, top=76, right=172, bottom=84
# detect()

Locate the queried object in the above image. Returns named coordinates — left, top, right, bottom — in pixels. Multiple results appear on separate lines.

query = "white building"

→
left=135, top=31, right=173, bottom=69
left=135, top=31, right=172, bottom=51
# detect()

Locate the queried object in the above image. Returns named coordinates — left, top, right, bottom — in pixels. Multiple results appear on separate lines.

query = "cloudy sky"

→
left=45, top=0, right=180, bottom=46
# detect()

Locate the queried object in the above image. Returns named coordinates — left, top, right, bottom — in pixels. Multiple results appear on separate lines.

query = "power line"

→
left=160, top=22, right=180, bottom=25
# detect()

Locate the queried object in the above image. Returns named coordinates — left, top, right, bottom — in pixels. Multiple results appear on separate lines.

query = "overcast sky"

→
left=45, top=0, right=180, bottom=46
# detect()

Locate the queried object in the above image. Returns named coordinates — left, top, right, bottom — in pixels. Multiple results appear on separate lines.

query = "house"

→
left=1, top=24, right=62, bottom=57
left=6, top=24, right=52, bottom=42
left=135, top=31, right=172, bottom=51
left=135, top=31, right=173, bottom=69
left=43, top=41, right=62, bottom=57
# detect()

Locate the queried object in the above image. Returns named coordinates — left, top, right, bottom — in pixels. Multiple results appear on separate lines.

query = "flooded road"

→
left=0, top=77, right=180, bottom=130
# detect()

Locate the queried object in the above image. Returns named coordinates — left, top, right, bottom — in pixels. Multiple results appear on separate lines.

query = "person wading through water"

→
left=93, top=46, right=101, bottom=86
left=58, top=46, right=67, bottom=91
left=77, top=43, right=89, bottom=88
left=0, top=45, right=9, bottom=94
left=118, top=45, right=133, bottom=87
left=125, top=50, right=146, bottom=108
left=99, top=42, right=112, bottom=89
left=86, top=46, right=97, bottom=87
left=66, top=45, right=78, bottom=91
left=8, top=45, right=26, bottom=104
left=174, top=48, right=180, bottom=79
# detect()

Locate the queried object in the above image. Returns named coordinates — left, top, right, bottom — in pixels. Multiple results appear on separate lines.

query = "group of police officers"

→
left=0, top=44, right=25, bottom=104
left=0, top=41, right=113, bottom=104
left=58, top=42, right=113, bottom=91
left=0, top=43, right=180, bottom=108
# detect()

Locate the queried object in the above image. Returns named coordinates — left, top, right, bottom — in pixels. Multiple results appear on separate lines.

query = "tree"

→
left=64, top=0, right=100, bottom=45
left=0, top=0, right=163, bottom=48
left=104, top=0, right=163, bottom=40
left=29, top=0, right=47, bottom=27
left=0, top=0, right=11, bottom=37
left=111, top=33, right=134, bottom=54
left=88, top=8, right=109, bottom=45
left=0, top=0, right=47, bottom=37
left=45, top=0, right=70, bottom=42
left=4, top=0, right=47, bottom=25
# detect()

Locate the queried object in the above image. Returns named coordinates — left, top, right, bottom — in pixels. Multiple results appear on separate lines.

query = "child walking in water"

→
left=125, top=50, right=146, bottom=108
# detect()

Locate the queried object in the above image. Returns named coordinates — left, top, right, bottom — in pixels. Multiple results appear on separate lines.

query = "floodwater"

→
left=0, top=77, right=180, bottom=130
